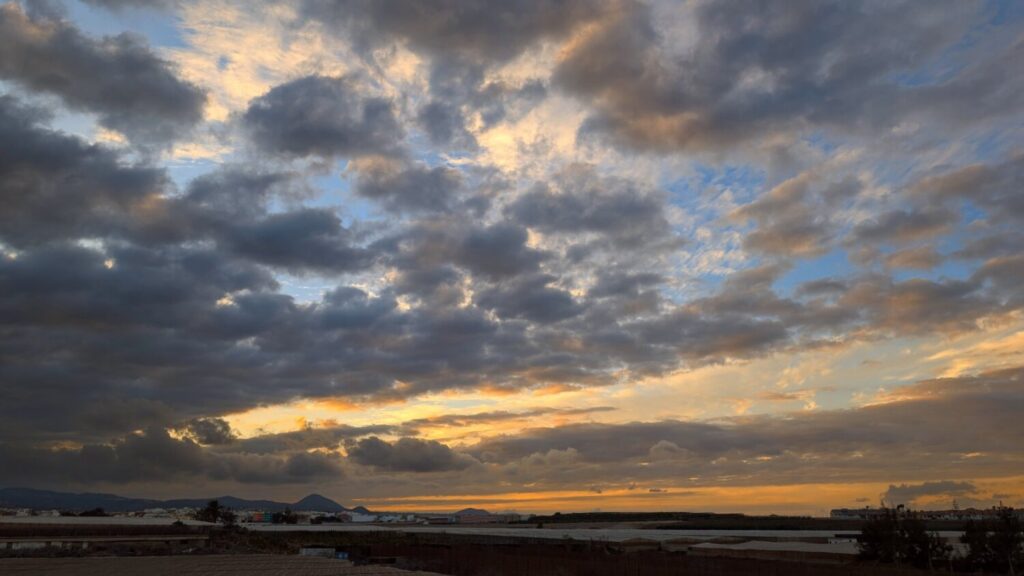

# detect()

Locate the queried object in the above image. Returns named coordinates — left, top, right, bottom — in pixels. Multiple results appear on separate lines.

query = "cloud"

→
left=226, top=423, right=394, bottom=455
left=400, top=406, right=616, bottom=432
left=555, top=0, right=1017, bottom=153
left=183, top=417, right=236, bottom=445
left=352, top=158, right=463, bottom=214
left=242, top=74, right=402, bottom=158
left=883, top=247, right=943, bottom=271
left=913, top=153, right=1024, bottom=223
left=81, top=0, right=179, bottom=10
left=347, top=436, right=476, bottom=472
left=508, top=164, right=683, bottom=254
left=847, top=207, right=957, bottom=247
left=882, top=481, right=978, bottom=507
left=0, top=426, right=346, bottom=486
left=469, top=366, right=1024, bottom=486
left=0, top=3, right=205, bottom=147
left=0, top=95, right=168, bottom=247
left=302, top=0, right=600, bottom=66
left=475, top=273, right=582, bottom=324
left=731, top=173, right=836, bottom=257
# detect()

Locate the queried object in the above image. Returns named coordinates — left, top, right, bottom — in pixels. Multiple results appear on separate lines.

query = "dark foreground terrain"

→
left=1, top=555, right=444, bottom=575
left=0, top=522, right=977, bottom=576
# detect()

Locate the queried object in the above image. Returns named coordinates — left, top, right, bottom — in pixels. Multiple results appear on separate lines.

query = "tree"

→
left=219, top=508, right=237, bottom=527
left=196, top=499, right=223, bottom=523
left=78, top=507, right=108, bottom=517
left=272, top=507, right=299, bottom=525
left=990, top=508, right=1023, bottom=575
left=901, top=514, right=951, bottom=570
left=960, top=508, right=1023, bottom=574
left=860, top=508, right=900, bottom=564
left=963, top=518, right=994, bottom=569
left=859, top=507, right=950, bottom=569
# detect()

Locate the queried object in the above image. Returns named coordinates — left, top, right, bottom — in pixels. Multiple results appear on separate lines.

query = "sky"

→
left=0, top=0, right=1022, bottom=517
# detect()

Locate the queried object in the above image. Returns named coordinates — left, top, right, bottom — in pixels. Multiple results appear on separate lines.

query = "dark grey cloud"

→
left=884, top=247, right=943, bottom=270
left=0, top=97, right=377, bottom=274
left=226, top=424, right=394, bottom=455
left=383, top=219, right=548, bottom=306
left=838, top=275, right=1001, bottom=336
left=183, top=417, right=236, bottom=445
left=470, top=366, right=1024, bottom=485
left=172, top=167, right=377, bottom=275
left=588, top=271, right=665, bottom=299
left=882, top=481, right=978, bottom=507
left=476, top=273, right=582, bottom=324
left=242, top=74, right=402, bottom=158
left=0, top=428, right=344, bottom=486
left=847, top=207, right=957, bottom=247
left=353, top=160, right=463, bottom=214
left=416, top=100, right=477, bottom=150
left=80, top=0, right=178, bottom=10
left=303, top=1, right=596, bottom=152
left=0, top=3, right=205, bottom=147
left=347, top=436, right=475, bottom=472
left=509, top=165, right=682, bottom=254
left=220, top=208, right=376, bottom=275
left=0, top=95, right=167, bottom=247
left=913, top=153, right=1024, bottom=222
left=5, top=367, right=1024, bottom=490
left=302, top=0, right=600, bottom=66
left=731, top=174, right=836, bottom=257
left=556, top=0, right=1017, bottom=153
left=400, top=406, right=616, bottom=432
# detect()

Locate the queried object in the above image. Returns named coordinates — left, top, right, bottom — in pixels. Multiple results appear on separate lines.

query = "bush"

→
left=859, top=507, right=950, bottom=570
left=960, top=508, right=1023, bottom=574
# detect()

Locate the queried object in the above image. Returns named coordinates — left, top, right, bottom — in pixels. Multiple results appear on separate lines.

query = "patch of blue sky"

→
left=273, top=273, right=335, bottom=304
left=802, top=130, right=840, bottom=156
left=774, top=248, right=851, bottom=295
left=988, top=0, right=1024, bottom=26
left=299, top=162, right=386, bottom=227
left=22, top=93, right=100, bottom=142
left=966, top=122, right=1024, bottom=163
left=667, top=162, right=764, bottom=224
left=164, top=157, right=220, bottom=192
left=890, top=259, right=972, bottom=284
left=63, top=0, right=186, bottom=49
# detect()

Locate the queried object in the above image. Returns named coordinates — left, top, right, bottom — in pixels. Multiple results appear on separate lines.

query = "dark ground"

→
left=0, top=522, right=988, bottom=576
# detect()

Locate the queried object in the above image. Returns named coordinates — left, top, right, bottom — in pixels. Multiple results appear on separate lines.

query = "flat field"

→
left=0, top=554, right=444, bottom=575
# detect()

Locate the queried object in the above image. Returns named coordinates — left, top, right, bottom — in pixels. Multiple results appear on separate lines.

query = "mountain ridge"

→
left=0, top=487, right=350, bottom=513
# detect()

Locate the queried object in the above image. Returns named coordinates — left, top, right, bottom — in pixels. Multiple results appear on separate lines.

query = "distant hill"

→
left=0, top=487, right=348, bottom=513
left=454, top=507, right=491, bottom=516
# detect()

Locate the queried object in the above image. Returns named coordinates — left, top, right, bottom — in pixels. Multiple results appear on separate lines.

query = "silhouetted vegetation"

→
left=960, top=508, right=1023, bottom=574
left=77, top=508, right=109, bottom=517
left=860, top=506, right=1024, bottom=573
left=271, top=507, right=299, bottom=525
left=194, top=499, right=236, bottom=526
left=859, top=507, right=951, bottom=570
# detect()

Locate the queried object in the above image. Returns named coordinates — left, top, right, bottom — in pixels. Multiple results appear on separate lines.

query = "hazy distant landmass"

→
left=0, top=487, right=349, bottom=513
left=454, top=508, right=491, bottom=516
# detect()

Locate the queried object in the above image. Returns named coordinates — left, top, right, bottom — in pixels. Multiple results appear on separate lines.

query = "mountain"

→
left=293, top=493, right=347, bottom=513
left=454, top=507, right=491, bottom=516
left=0, top=487, right=347, bottom=513
left=0, top=488, right=162, bottom=512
